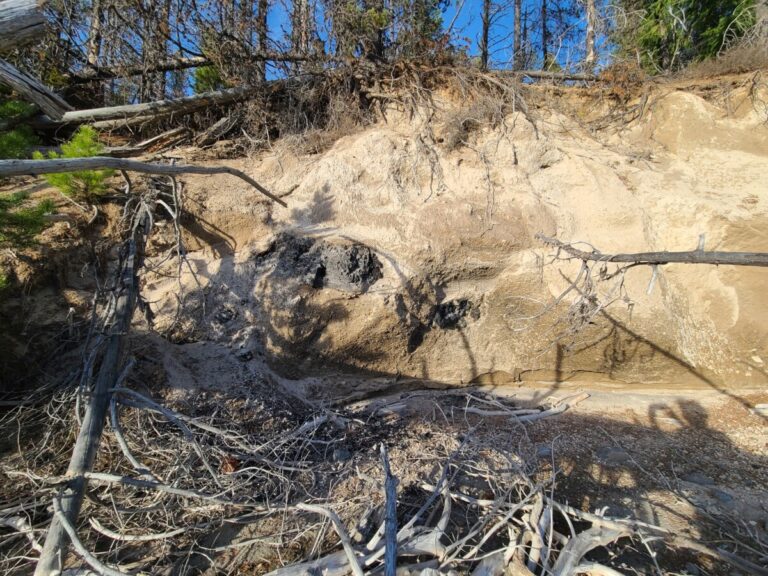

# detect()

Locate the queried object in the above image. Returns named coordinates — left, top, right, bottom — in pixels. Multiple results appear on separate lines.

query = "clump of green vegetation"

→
left=0, top=94, right=40, bottom=159
left=0, top=191, right=54, bottom=247
left=0, top=126, right=39, bottom=159
left=616, top=0, right=758, bottom=72
left=194, top=65, right=225, bottom=93
left=33, top=126, right=113, bottom=202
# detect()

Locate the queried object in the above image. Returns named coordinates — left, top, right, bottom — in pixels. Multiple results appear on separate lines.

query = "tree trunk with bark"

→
left=541, top=0, right=549, bottom=68
left=480, top=0, right=491, bottom=71
left=256, top=0, right=269, bottom=79
left=86, top=0, right=103, bottom=67
left=291, top=0, right=312, bottom=58
left=513, top=0, right=522, bottom=69
left=584, top=0, right=596, bottom=67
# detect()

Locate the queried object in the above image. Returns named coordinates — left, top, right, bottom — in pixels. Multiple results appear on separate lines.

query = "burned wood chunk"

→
left=432, top=298, right=478, bottom=329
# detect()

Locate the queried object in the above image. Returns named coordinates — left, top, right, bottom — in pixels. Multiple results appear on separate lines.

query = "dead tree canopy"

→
left=0, top=0, right=46, bottom=53
left=537, top=234, right=768, bottom=267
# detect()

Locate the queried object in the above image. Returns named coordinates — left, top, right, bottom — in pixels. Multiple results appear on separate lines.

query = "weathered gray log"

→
left=34, top=215, right=148, bottom=576
left=548, top=499, right=768, bottom=576
left=551, top=526, right=627, bottom=576
left=90, top=112, right=176, bottom=130
left=537, top=234, right=768, bottom=267
left=494, top=69, right=597, bottom=82
left=0, top=0, right=46, bottom=53
left=105, top=127, right=189, bottom=157
left=517, top=70, right=596, bottom=82
left=33, top=83, right=258, bottom=127
left=0, top=157, right=286, bottom=207
left=0, top=58, right=72, bottom=119
left=194, top=115, right=237, bottom=147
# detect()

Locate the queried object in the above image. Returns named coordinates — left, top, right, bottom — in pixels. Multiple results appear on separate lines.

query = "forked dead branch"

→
left=537, top=234, right=768, bottom=268
left=518, top=234, right=768, bottom=351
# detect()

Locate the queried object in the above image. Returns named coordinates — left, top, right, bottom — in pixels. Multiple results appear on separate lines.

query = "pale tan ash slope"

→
left=143, top=80, right=768, bottom=393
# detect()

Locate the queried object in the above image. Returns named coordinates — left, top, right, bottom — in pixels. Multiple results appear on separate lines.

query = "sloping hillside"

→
left=139, top=76, right=768, bottom=395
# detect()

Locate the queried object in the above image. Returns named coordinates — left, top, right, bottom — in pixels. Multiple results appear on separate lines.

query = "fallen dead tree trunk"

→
left=0, top=0, right=73, bottom=119
left=104, top=127, right=190, bottom=157
left=0, top=157, right=286, bottom=206
left=34, top=210, right=149, bottom=576
left=537, top=234, right=768, bottom=267
left=32, top=163, right=283, bottom=575
left=33, top=83, right=261, bottom=128
left=0, top=0, right=46, bottom=53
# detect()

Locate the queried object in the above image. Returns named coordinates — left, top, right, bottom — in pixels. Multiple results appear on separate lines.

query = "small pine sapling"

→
left=33, top=126, right=114, bottom=203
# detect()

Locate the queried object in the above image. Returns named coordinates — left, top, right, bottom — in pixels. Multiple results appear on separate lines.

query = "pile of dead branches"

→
left=2, top=372, right=767, bottom=575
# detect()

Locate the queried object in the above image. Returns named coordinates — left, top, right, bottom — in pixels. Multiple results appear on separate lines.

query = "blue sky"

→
left=263, top=1, right=601, bottom=71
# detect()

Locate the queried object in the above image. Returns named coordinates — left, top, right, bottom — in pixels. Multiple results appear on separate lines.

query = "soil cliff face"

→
left=145, top=79, right=768, bottom=390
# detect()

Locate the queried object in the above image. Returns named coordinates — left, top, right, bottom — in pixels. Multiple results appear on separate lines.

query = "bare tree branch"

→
left=0, top=157, right=286, bottom=207
left=537, top=234, right=768, bottom=267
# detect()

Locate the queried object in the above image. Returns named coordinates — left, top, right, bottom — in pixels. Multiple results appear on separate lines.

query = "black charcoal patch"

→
left=312, top=242, right=382, bottom=293
left=256, top=232, right=382, bottom=294
left=432, top=299, right=477, bottom=329
left=214, top=306, right=237, bottom=324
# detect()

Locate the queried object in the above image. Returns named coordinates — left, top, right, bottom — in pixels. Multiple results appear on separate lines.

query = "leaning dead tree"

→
left=0, top=59, right=73, bottom=119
